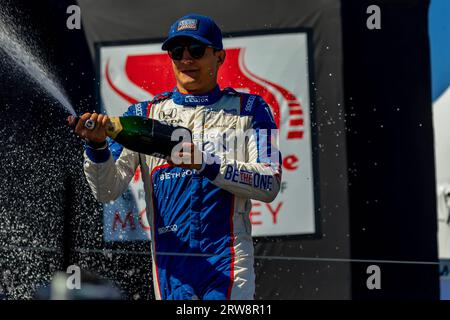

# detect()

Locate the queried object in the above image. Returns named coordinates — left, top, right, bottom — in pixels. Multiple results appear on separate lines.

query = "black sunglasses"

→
left=168, top=43, right=209, bottom=60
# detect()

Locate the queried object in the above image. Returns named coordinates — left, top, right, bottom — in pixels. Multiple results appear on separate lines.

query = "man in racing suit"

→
left=72, top=14, right=282, bottom=300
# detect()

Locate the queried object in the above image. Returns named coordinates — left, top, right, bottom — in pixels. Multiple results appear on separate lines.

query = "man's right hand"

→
left=68, top=112, right=110, bottom=143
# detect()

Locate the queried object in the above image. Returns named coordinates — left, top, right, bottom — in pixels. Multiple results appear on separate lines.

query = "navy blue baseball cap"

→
left=162, top=14, right=223, bottom=50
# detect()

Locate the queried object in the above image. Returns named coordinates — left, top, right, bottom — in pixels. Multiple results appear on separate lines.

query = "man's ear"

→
left=217, top=50, right=226, bottom=66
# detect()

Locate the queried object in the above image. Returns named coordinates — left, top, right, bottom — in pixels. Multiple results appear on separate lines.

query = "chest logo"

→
left=159, top=108, right=177, bottom=120
left=158, top=108, right=183, bottom=124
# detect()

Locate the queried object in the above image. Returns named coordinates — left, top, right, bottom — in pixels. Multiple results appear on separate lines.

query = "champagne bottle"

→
left=70, top=116, right=192, bottom=158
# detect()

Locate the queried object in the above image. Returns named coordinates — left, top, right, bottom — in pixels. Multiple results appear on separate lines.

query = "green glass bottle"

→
left=106, top=116, right=191, bottom=157
left=70, top=116, right=192, bottom=158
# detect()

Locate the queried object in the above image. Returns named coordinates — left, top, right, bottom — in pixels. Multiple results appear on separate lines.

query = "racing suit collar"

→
left=172, top=85, right=222, bottom=106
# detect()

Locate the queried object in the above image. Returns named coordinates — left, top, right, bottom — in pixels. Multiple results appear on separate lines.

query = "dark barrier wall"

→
left=341, top=0, right=439, bottom=299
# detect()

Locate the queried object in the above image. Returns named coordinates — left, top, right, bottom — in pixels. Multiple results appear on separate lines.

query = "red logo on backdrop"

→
left=105, top=47, right=305, bottom=139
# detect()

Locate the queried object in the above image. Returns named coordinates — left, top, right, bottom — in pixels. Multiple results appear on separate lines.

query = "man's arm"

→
left=199, top=96, right=282, bottom=202
left=83, top=146, right=139, bottom=203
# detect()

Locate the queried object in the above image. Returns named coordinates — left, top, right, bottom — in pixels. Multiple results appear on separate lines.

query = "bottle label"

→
left=107, top=117, right=123, bottom=139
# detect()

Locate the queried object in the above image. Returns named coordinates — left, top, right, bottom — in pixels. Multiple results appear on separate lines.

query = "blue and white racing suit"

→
left=83, top=86, right=282, bottom=300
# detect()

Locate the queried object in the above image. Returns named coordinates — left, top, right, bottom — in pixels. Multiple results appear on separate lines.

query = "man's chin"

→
left=180, top=76, right=198, bottom=84
left=180, top=81, right=202, bottom=92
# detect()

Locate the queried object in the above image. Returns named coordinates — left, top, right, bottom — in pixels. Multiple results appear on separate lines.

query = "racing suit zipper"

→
left=189, top=106, right=206, bottom=249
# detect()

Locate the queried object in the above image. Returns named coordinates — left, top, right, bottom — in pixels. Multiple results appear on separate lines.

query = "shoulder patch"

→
left=238, top=92, right=261, bottom=116
left=244, top=95, right=257, bottom=113
left=134, top=101, right=146, bottom=116
left=124, top=101, right=150, bottom=117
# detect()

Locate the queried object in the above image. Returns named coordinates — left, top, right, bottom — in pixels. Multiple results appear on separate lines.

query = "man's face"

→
left=168, top=38, right=225, bottom=94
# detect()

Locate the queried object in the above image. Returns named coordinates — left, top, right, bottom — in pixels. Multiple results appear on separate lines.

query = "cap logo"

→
left=177, top=19, right=198, bottom=31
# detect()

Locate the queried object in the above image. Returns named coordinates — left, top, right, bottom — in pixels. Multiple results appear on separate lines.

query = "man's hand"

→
left=168, top=142, right=203, bottom=170
left=68, top=112, right=109, bottom=144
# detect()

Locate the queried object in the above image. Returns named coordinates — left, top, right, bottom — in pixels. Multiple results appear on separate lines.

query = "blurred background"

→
left=0, top=0, right=448, bottom=299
